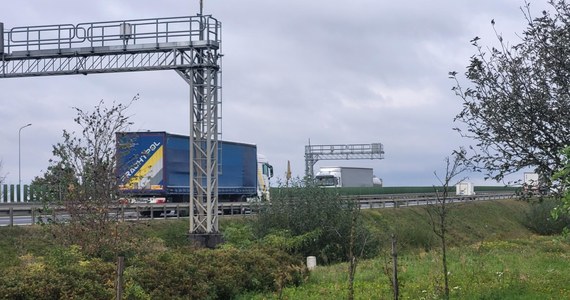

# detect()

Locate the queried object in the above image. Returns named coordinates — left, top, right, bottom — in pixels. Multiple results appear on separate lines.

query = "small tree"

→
left=426, top=150, right=469, bottom=300
left=347, top=206, right=369, bottom=300
left=451, top=0, right=570, bottom=184
left=37, top=96, right=137, bottom=258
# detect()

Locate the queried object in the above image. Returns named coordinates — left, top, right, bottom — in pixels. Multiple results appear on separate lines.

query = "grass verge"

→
left=240, top=199, right=570, bottom=299
left=241, top=235, right=570, bottom=299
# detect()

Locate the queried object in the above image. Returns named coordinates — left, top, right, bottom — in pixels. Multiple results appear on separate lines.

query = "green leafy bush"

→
left=0, top=247, right=115, bottom=299
left=524, top=198, right=570, bottom=235
left=125, top=244, right=306, bottom=299
left=254, top=181, right=379, bottom=264
left=0, top=241, right=305, bottom=300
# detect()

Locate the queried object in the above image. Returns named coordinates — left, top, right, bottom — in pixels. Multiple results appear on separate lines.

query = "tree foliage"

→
left=451, top=0, right=570, bottom=183
left=552, top=147, right=570, bottom=224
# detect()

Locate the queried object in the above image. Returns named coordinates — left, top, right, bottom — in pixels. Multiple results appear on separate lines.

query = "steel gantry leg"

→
left=178, top=46, right=222, bottom=247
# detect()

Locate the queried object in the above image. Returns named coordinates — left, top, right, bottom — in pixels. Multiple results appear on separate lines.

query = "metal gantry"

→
left=1, top=16, right=222, bottom=242
left=305, top=143, right=385, bottom=178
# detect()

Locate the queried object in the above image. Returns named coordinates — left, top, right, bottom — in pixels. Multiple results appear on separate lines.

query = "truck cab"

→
left=315, top=167, right=341, bottom=187
left=315, top=174, right=339, bottom=187
left=256, top=154, right=273, bottom=201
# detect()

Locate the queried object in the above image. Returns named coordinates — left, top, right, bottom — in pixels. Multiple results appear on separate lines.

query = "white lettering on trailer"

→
left=121, top=141, right=161, bottom=182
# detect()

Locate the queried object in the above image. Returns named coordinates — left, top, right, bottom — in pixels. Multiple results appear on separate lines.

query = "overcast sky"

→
left=0, top=0, right=551, bottom=186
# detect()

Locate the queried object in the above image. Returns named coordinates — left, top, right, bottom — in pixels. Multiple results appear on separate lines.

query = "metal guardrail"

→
left=0, top=201, right=256, bottom=226
left=0, top=193, right=518, bottom=226
left=354, top=193, right=516, bottom=208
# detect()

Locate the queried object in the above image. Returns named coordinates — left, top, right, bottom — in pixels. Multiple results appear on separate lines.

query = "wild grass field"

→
left=239, top=199, right=570, bottom=299
left=240, top=235, right=570, bottom=299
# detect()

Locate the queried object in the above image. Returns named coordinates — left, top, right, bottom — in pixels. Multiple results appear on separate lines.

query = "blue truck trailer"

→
left=116, top=131, right=272, bottom=215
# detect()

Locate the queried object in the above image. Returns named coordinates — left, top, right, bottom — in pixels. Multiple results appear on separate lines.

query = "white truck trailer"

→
left=523, top=172, right=545, bottom=195
left=315, top=167, right=374, bottom=188
left=456, top=181, right=475, bottom=196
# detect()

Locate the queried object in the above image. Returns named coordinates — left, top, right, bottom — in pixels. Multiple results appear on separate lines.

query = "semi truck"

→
left=314, top=167, right=374, bottom=188
left=116, top=131, right=273, bottom=216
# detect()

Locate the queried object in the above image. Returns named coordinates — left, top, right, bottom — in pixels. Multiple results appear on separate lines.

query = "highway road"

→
left=0, top=193, right=516, bottom=226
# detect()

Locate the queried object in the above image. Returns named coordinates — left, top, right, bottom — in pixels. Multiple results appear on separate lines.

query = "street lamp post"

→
left=18, top=123, right=32, bottom=187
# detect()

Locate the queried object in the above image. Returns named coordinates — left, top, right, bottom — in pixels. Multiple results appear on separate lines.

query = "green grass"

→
left=239, top=199, right=570, bottom=299
left=363, top=199, right=531, bottom=251
left=241, top=235, right=570, bottom=299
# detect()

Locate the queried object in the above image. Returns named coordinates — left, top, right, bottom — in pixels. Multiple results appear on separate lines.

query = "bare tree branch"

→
left=425, top=150, right=469, bottom=300
left=34, top=95, right=138, bottom=257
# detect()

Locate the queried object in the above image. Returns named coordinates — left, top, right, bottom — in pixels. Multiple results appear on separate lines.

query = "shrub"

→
left=221, top=221, right=257, bottom=249
left=124, top=244, right=307, bottom=299
left=524, top=198, right=570, bottom=235
left=254, top=181, right=379, bottom=264
left=0, top=247, right=115, bottom=299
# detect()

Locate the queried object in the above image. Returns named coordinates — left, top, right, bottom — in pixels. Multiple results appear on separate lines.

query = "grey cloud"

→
left=0, top=0, right=552, bottom=186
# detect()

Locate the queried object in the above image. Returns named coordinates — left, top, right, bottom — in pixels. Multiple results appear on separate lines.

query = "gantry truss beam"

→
left=1, top=16, right=222, bottom=238
left=305, top=143, right=385, bottom=178
left=1, top=16, right=220, bottom=77
left=1, top=44, right=217, bottom=77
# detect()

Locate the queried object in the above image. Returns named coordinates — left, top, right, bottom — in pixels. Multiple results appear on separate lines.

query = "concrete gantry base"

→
left=188, top=233, right=224, bottom=249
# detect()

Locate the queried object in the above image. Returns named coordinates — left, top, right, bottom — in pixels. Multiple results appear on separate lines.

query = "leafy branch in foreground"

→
left=451, top=0, right=570, bottom=184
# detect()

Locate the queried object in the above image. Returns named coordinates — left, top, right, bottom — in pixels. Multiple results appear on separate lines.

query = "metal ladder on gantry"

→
left=0, top=16, right=223, bottom=244
left=305, top=142, right=386, bottom=179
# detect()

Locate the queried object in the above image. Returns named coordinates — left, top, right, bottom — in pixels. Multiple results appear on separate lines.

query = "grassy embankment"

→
left=1, top=199, right=569, bottom=299
left=240, top=199, right=570, bottom=299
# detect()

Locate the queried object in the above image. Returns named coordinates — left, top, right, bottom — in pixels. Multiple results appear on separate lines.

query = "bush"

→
left=254, top=181, right=379, bottom=264
left=0, top=247, right=115, bottom=299
left=125, top=244, right=307, bottom=299
left=524, top=198, right=570, bottom=235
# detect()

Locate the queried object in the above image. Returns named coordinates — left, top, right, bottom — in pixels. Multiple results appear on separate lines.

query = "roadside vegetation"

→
left=2, top=198, right=570, bottom=299
left=6, top=1, right=570, bottom=298
left=243, top=234, right=570, bottom=299
left=240, top=198, right=570, bottom=299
